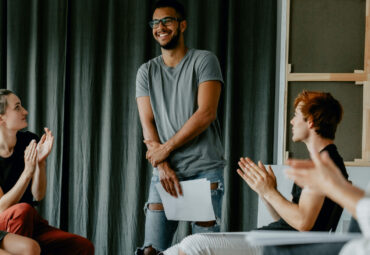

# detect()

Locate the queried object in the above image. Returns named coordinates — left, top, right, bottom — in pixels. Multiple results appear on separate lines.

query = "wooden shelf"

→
left=345, top=160, right=370, bottom=167
left=287, top=73, right=368, bottom=82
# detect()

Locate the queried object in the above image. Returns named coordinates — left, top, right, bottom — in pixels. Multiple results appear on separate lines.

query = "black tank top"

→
left=258, top=144, right=348, bottom=232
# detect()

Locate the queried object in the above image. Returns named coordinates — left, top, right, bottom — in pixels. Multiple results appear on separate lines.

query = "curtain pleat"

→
left=0, top=0, right=6, bottom=88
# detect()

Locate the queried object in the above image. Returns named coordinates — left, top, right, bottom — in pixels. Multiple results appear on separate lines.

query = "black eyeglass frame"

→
left=149, top=16, right=183, bottom=29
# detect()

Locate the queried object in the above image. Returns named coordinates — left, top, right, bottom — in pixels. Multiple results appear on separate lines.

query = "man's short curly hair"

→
left=152, top=0, right=186, bottom=20
left=294, top=91, right=343, bottom=140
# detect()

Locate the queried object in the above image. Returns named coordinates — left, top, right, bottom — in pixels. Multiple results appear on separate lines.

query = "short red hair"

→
left=294, top=91, right=343, bottom=140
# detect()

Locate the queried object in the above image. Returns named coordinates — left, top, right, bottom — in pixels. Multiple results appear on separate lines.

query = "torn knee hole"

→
left=195, top=220, right=216, bottom=227
left=148, top=203, right=164, bottom=211
left=210, top=182, right=218, bottom=190
left=143, top=246, right=158, bottom=255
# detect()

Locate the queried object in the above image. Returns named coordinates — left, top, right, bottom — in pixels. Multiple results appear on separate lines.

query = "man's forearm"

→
left=142, top=120, right=161, bottom=144
left=137, top=96, right=162, bottom=147
left=141, top=115, right=171, bottom=169
left=263, top=189, right=308, bottom=230
left=261, top=196, right=281, bottom=221
left=163, top=80, right=221, bottom=152
left=31, top=161, right=47, bottom=201
left=164, top=108, right=216, bottom=153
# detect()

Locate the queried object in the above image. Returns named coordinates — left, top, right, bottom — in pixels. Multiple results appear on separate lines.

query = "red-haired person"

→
left=164, top=91, right=348, bottom=255
left=0, top=89, right=94, bottom=254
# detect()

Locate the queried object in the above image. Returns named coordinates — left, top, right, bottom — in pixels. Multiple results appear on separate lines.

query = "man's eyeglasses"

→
left=149, top=17, right=182, bottom=29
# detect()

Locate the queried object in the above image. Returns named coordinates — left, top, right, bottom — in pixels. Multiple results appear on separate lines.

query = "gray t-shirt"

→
left=136, top=49, right=225, bottom=177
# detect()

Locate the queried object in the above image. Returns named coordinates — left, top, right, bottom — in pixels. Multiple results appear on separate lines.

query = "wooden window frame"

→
left=282, top=0, right=370, bottom=166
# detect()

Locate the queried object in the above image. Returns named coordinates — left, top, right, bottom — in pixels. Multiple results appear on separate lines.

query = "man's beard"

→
left=160, top=27, right=181, bottom=50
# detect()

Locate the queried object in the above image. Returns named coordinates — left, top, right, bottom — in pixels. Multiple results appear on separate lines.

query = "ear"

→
left=0, top=115, right=4, bottom=125
left=180, top=20, right=187, bottom=33
left=307, top=117, right=314, bottom=129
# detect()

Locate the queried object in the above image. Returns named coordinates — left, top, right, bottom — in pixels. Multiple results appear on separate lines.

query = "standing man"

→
left=135, top=0, right=225, bottom=254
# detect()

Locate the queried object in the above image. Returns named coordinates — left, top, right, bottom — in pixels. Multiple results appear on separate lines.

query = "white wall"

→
left=257, top=165, right=370, bottom=232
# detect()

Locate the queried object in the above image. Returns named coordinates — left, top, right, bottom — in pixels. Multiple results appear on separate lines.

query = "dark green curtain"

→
left=0, top=0, right=6, bottom=88
left=0, top=0, right=276, bottom=254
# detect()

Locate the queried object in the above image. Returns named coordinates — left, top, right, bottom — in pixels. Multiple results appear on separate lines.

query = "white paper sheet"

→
left=155, top=178, right=216, bottom=221
left=245, top=230, right=362, bottom=246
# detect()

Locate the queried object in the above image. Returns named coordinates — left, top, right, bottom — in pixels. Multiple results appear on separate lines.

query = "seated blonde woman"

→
left=0, top=89, right=94, bottom=254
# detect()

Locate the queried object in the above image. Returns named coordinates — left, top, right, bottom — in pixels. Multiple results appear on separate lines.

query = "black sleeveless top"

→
left=0, top=131, right=39, bottom=206
left=259, top=144, right=348, bottom=232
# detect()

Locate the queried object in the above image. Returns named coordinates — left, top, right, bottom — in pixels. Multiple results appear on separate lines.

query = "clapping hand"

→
left=37, top=127, right=54, bottom=163
left=237, top=157, right=277, bottom=197
left=24, top=140, right=38, bottom=176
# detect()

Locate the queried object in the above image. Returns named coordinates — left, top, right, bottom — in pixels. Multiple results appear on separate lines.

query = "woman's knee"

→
left=20, top=238, right=41, bottom=255
left=3, top=235, right=40, bottom=255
